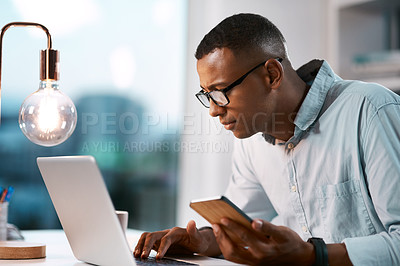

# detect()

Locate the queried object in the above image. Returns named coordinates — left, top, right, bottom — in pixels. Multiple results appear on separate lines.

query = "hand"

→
left=212, top=218, right=315, bottom=265
left=134, top=220, right=218, bottom=260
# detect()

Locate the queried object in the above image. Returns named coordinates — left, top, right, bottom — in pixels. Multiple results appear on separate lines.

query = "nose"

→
left=209, top=100, right=225, bottom=117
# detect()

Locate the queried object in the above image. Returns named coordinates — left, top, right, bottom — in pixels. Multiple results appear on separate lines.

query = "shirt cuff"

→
left=343, top=234, right=391, bottom=266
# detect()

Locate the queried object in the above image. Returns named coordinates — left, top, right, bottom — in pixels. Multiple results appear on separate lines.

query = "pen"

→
left=4, top=186, right=14, bottom=202
left=0, top=188, right=7, bottom=203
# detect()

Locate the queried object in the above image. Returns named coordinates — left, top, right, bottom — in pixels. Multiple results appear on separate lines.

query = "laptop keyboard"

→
left=135, top=256, right=198, bottom=265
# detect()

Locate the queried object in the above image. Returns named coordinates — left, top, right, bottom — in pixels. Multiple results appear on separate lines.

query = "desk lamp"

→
left=0, top=22, right=77, bottom=147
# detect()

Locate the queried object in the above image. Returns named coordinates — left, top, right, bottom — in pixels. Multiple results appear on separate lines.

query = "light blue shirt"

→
left=224, top=60, right=400, bottom=266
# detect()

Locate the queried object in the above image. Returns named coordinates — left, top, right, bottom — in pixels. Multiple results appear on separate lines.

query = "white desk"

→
left=0, top=230, right=239, bottom=265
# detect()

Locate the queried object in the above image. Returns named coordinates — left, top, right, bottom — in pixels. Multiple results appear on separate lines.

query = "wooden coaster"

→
left=0, top=241, right=46, bottom=259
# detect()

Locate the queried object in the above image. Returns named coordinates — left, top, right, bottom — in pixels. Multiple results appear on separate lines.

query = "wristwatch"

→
left=307, top=237, right=328, bottom=266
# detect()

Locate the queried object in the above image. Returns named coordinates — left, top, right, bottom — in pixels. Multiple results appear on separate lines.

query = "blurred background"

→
left=0, top=0, right=399, bottom=231
left=0, top=0, right=186, bottom=231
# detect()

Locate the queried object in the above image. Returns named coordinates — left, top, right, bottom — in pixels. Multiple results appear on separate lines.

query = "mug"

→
left=115, top=210, right=128, bottom=234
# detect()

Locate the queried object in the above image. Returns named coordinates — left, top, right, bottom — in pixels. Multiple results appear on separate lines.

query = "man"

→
left=134, top=13, right=400, bottom=265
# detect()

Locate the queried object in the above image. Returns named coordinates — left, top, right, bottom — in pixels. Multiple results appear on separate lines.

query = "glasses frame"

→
left=196, top=57, right=283, bottom=108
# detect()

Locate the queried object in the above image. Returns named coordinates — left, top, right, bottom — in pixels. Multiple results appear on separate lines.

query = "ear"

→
left=265, top=58, right=283, bottom=90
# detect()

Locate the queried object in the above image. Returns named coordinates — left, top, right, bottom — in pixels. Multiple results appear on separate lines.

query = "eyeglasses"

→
left=195, top=58, right=283, bottom=108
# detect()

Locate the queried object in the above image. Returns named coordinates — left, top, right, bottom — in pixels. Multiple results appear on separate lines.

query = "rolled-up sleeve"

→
left=344, top=103, right=400, bottom=266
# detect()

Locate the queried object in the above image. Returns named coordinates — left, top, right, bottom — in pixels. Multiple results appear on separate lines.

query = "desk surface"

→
left=0, top=229, right=239, bottom=265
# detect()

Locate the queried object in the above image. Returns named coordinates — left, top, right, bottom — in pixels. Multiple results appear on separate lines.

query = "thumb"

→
left=187, top=220, right=210, bottom=253
left=186, top=220, right=202, bottom=240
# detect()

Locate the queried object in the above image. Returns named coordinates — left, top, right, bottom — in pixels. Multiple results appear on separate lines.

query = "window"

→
left=0, top=0, right=187, bottom=231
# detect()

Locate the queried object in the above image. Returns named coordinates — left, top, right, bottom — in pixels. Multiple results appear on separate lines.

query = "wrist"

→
left=304, top=241, right=316, bottom=266
left=307, top=237, right=328, bottom=266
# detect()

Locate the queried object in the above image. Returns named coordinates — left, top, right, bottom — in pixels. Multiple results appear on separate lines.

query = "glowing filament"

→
left=37, top=97, right=60, bottom=133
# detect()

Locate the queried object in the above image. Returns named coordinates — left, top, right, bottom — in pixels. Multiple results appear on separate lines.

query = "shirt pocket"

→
left=316, top=179, right=376, bottom=243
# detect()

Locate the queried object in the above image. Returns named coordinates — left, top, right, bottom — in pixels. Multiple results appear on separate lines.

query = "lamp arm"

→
left=0, top=22, right=53, bottom=123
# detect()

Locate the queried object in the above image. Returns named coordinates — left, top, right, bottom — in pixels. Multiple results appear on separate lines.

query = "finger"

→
left=212, top=224, right=251, bottom=265
left=220, top=218, right=260, bottom=245
left=134, top=232, right=148, bottom=257
left=186, top=220, right=211, bottom=254
left=156, top=236, right=173, bottom=259
left=186, top=220, right=198, bottom=237
left=252, top=219, right=288, bottom=241
left=186, top=220, right=203, bottom=244
left=156, top=227, right=186, bottom=259
left=141, top=231, right=168, bottom=258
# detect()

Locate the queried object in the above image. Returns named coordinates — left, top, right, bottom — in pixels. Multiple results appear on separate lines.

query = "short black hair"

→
left=195, top=13, right=287, bottom=60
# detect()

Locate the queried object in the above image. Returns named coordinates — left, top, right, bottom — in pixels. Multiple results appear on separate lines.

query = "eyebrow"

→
left=200, top=82, right=230, bottom=92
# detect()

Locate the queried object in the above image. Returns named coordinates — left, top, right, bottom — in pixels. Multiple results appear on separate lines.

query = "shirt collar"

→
left=294, top=60, right=336, bottom=131
left=262, top=59, right=337, bottom=144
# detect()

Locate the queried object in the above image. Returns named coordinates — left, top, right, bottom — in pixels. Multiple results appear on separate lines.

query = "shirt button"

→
left=287, top=143, right=294, bottom=149
left=291, top=185, right=297, bottom=192
left=302, top=226, right=308, bottom=232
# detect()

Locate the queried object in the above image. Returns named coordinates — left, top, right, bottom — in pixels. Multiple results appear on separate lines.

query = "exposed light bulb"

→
left=0, top=24, right=77, bottom=147
left=19, top=80, right=77, bottom=147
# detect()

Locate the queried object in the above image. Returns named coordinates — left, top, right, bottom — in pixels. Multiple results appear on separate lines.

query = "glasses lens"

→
left=209, top=91, right=228, bottom=106
left=196, top=92, right=210, bottom=108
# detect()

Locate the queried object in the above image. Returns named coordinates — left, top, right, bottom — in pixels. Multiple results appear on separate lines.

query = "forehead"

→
left=198, top=48, right=236, bottom=71
left=197, top=48, right=244, bottom=90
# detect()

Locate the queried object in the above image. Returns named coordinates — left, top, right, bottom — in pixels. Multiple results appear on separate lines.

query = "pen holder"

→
left=0, top=202, right=8, bottom=241
left=0, top=201, right=46, bottom=259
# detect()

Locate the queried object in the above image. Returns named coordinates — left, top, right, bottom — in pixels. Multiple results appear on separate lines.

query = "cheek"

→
left=229, top=106, right=268, bottom=136
left=243, top=100, right=276, bottom=134
left=227, top=82, right=273, bottom=128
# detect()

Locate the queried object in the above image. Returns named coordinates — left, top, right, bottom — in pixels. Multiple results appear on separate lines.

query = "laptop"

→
left=37, top=156, right=235, bottom=266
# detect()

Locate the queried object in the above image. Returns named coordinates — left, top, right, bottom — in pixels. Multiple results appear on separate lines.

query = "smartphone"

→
left=190, top=195, right=253, bottom=230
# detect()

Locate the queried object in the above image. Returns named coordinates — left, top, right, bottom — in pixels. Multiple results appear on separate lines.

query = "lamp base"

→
left=0, top=241, right=46, bottom=259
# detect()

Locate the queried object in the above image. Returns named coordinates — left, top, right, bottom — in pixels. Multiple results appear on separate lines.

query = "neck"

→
left=266, top=68, right=310, bottom=142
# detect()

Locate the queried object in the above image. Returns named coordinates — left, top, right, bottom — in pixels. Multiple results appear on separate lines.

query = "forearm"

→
left=327, top=243, right=352, bottom=266
left=299, top=242, right=352, bottom=266
left=197, top=224, right=353, bottom=264
left=198, top=228, right=221, bottom=257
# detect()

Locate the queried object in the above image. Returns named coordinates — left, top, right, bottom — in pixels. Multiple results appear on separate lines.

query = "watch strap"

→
left=307, top=237, right=328, bottom=266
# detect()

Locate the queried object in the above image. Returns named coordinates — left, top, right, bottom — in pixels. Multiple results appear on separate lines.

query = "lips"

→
left=221, top=120, right=236, bottom=130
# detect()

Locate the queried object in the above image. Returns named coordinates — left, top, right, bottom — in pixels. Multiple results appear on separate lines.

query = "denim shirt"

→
left=224, top=60, right=400, bottom=265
